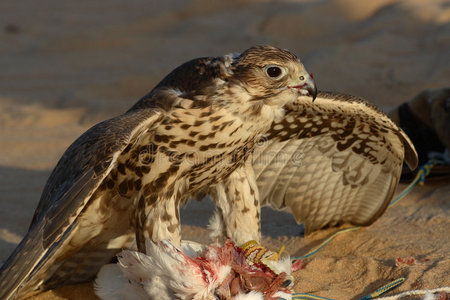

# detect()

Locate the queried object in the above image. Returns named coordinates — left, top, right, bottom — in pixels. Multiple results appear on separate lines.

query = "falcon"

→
left=0, top=45, right=417, bottom=299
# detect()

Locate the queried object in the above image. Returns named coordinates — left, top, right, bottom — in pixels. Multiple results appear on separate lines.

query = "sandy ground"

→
left=0, top=0, right=449, bottom=299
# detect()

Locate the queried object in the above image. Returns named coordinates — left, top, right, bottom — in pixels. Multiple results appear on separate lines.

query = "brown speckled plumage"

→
left=0, top=46, right=416, bottom=299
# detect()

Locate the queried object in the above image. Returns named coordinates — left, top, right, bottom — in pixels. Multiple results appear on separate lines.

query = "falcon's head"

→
left=230, top=45, right=317, bottom=105
left=133, top=46, right=315, bottom=119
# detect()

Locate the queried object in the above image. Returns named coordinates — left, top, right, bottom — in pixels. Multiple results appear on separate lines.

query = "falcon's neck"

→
left=211, top=83, right=286, bottom=129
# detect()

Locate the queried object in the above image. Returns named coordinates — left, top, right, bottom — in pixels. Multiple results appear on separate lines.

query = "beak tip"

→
left=308, top=86, right=317, bottom=102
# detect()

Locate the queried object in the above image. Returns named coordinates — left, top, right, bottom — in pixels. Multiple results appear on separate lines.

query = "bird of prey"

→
left=0, top=45, right=417, bottom=299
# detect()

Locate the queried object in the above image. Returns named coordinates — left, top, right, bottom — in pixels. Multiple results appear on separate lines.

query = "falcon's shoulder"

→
left=254, top=91, right=418, bottom=231
left=129, top=55, right=235, bottom=111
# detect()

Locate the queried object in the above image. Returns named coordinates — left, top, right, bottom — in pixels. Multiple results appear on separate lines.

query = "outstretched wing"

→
left=253, top=92, right=418, bottom=232
left=0, top=108, right=162, bottom=300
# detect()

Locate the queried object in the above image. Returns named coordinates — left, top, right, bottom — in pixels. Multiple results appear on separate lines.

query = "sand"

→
left=0, top=0, right=449, bottom=299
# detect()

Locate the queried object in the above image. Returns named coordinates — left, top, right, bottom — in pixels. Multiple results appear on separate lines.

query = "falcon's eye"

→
left=267, top=67, right=281, bottom=77
left=264, top=65, right=285, bottom=79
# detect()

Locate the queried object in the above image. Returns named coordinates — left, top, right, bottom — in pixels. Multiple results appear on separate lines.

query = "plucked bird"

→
left=95, top=239, right=294, bottom=300
left=0, top=45, right=417, bottom=299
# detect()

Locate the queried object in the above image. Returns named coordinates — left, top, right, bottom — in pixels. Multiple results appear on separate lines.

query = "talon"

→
left=282, top=279, right=292, bottom=287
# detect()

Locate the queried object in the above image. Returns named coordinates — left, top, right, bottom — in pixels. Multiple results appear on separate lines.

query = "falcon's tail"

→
left=0, top=220, right=51, bottom=299
left=0, top=218, right=76, bottom=300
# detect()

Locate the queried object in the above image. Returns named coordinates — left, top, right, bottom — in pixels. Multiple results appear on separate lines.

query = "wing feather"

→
left=254, top=92, right=418, bottom=232
left=0, top=108, right=162, bottom=300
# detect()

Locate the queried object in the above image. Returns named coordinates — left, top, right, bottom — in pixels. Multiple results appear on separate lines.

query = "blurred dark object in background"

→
left=390, top=88, right=450, bottom=181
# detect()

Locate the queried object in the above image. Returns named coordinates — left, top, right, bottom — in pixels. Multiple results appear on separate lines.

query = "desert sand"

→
left=0, top=0, right=449, bottom=299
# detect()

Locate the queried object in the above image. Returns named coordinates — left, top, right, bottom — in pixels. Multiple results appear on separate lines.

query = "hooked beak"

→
left=288, top=73, right=317, bottom=102
left=305, top=73, right=317, bottom=102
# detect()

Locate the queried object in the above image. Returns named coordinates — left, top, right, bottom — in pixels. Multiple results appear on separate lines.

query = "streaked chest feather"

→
left=98, top=104, right=272, bottom=205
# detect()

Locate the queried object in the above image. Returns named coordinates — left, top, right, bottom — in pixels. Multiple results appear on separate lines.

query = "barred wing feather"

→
left=253, top=92, right=418, bottom=232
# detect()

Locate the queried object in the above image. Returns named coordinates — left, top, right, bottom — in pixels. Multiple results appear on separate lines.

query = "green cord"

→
left=388, top=159, right=437, bottom=207
left=359, top=277, right=406, bottom=300
left=291, top=226, right=361, bottom=260
left=292, top=293, right=334, bottom=299
left=288, top=277, right=406, bottom=300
